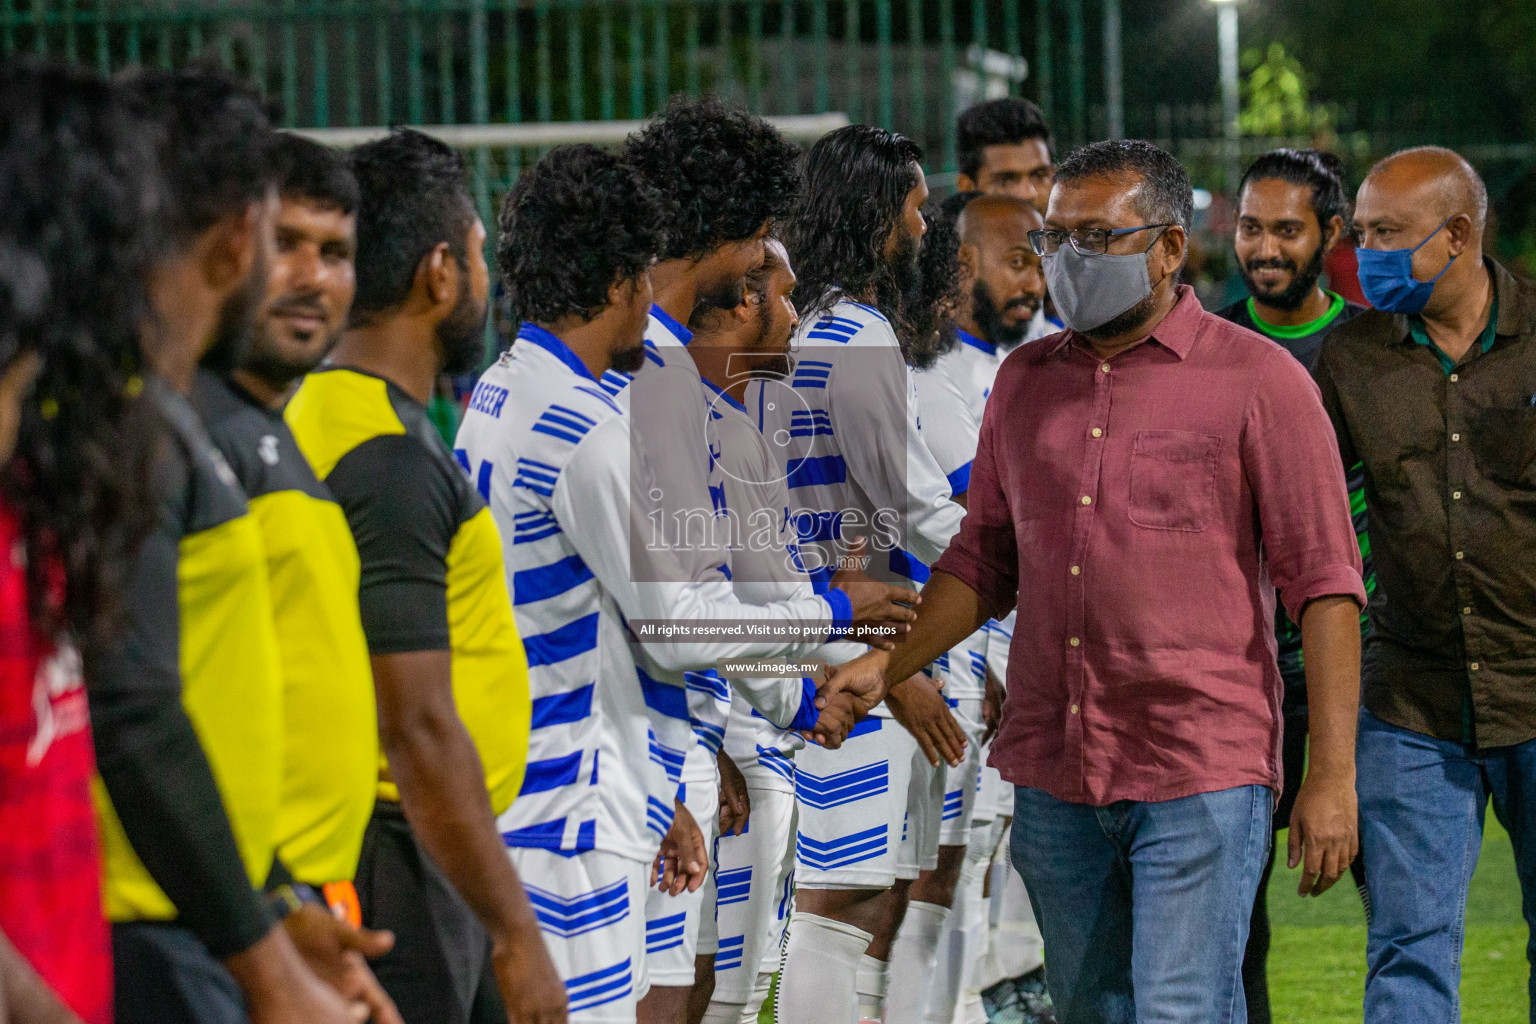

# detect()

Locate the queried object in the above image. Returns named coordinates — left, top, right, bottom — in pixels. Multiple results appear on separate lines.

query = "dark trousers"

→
left=113, top=921, right=248, bottom=1024
left=1241, top=703, right=1370, bottom=1024
left=356, top=802, right=506, bottom=1024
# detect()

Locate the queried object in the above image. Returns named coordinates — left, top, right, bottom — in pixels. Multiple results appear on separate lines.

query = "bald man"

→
left=1315, top=146, right=1536, bottom=1024
left=886, top=194, right=1046, bottom=1024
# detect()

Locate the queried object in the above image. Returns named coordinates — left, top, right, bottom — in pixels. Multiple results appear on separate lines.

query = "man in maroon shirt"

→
left=826, top=140, right=1366, bottom=1022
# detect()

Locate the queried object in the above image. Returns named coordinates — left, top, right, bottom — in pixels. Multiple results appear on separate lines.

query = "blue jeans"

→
left=1357, top=709, right=1536, bottom=1024
left=1010, top=784, right=1272, bottom=1024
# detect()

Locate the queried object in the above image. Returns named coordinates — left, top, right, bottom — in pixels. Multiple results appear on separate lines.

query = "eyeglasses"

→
left=1028, top=224, right=1173, bottom=257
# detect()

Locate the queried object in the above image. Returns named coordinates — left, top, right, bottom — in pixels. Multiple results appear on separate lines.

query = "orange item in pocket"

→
left=323, top=880, right=362, bottom=928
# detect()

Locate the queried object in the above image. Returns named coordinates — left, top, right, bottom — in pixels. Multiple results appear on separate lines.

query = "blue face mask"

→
left=1356, top=217, right=1457, bottom=315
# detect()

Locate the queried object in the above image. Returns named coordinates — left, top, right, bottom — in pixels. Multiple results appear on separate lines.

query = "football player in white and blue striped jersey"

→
left=762, top=125, right=972, bottom=1024
left=458, top=146, right=902, bottom=1024
left=683, top=238, right=877, bottom=1024
left=895, top=193, right=1050, bottom=1024
left=604, top=98, right=817, bottom=1023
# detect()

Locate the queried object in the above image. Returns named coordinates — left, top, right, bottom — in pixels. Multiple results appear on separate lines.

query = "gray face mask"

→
left=1042, top=243, right=1154, bottom=333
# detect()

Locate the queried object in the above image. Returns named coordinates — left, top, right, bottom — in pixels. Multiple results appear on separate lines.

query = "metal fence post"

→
left=876, top=0, right=892, bottom=129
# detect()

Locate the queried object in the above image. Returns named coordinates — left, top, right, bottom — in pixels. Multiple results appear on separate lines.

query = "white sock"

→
left=703, top=1001, right=747, bottom=1024
left=926, top=845, right=991, bottom=1023
left=857, top=953, right=889, bottom=1022
left=741, top=972, right=773, bottom=1023
left=778, top=913, right=872, bottom=1024
left=884, top=901, right=951, bottom=1024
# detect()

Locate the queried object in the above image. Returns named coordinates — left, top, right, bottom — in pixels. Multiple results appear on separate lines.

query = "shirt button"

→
left=1470, top=662, right=1480, bottom=671
left=1456, top=551, right=1465, bottom=560
left=1091, top=427, right=1103, bottom=438
left=1453, top=490, right=1463, bottom=500
left=1070, top=565, right=1081, bottom=576
left=1450, top=373, right=1460, bottom=382
left=1452, top=433, right=1461, bottom=442
left=1081, top=495, right=1093, bottom=505
left=1069, top=637, right=1080, bottom=647
left=1101, top=363, right=1112, bottom=373
left=1070, top=704, right=1080, bottom=714
left=1463, top=606, right=1473, bottom=615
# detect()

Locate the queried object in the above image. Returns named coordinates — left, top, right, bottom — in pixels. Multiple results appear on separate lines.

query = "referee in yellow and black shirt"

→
left=286, top=128, right=564, bottom=1024
left=94, top=69, right=356, bottom=1024
left=192, top=133, right=400, bottom=1023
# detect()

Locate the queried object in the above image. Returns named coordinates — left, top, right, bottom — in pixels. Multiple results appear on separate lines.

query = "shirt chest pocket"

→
left=1470, top=403, right=1536, bottom=488
left=1128, top=429, right=1222, bottom=532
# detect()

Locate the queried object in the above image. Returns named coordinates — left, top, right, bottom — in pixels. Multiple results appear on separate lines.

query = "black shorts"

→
left=113, top=921, right=248, bottom=1024
left=356, top=802, right=507, bottom=1024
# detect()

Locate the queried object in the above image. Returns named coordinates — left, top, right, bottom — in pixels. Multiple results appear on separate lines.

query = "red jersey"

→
left=0, top=500, right=111, bottom=1024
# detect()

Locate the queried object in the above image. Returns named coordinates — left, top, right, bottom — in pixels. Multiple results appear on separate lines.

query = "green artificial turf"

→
left=1266, top=819, right=1527, bottom=1023
left=758, top=821, right=1528, bottom=1023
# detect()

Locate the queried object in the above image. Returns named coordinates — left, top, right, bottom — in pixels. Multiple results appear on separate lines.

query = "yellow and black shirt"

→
left=285, top=366, right=529, bottom=814
left=89, top=377, right=284, bottom=957
left=193, top=369, right=378, bottom=887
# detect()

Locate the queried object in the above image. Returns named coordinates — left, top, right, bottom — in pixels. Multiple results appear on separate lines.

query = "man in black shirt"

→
left=96, top=69, right=355, bottom=1024
left=1215, top=148, right=1371, bottom=1024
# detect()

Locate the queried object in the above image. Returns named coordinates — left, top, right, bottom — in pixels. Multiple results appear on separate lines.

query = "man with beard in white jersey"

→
left=681, top=239, right=876, bottom=1024
left=597, top=98, right=821, bottom=1024
left=897, top=194, right=1048, bottom=1024
left=758, top=125, right=969, bottom=1024
left=456, top=145, right=910, bottom=1024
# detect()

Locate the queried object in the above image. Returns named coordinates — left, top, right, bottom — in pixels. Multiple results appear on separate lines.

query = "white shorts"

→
left=698, top=786, right=796, bottom=1004
left=795, top=717, right=942, bottom=888
left=978, top=759, right=1014, bottom=824
left=511, top=847, right=650, bottom=1022
left=643, top=771, right=720, bottom=986
left=938, top=699, right=987, bottom=846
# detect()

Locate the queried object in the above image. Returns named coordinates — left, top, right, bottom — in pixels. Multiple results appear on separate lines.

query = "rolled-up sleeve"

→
left=1242, top=346, right=1366, bottom=622
left=933, top=384, right=1020, bottom=618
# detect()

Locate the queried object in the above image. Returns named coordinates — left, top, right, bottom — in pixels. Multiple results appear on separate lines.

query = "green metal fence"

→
left=1, top=1, right=1038, bottom=174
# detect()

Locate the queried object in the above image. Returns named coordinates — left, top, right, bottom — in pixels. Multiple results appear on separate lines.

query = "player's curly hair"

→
left=785, top=124, right=925, bottom=342
left=0, top=60, right=162, bottom=643
left=904, top=197, right=963, bottom=370
left=498, top=144, right=665, bottom=325
left=624, top=95, right=802, bottom=261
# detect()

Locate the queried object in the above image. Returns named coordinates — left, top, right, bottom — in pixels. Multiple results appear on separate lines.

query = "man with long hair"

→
left=0, top=59, right=161, bottom=1024
left=769, top=124, right=968, bottom=1024
left=95, top=67, right=356, bottom=1024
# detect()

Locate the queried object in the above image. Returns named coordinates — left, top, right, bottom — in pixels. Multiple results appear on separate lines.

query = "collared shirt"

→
left=286, top=367, right=532, bottom=815
left=1409, top=294, right=1498, bottom=374
left=1316, top=259, right=1536, bottom=748
left=1215, top=293, right=1374, bottom=693
left=935, top=286, right=1365, bottom=806
left=193, top=370, right=378, bottom=887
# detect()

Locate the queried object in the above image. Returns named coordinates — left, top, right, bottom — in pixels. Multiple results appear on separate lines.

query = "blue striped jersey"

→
left=460, top=323, right=854, bottom=858
left=746, top=298, right=964, bottom=715
left=704, top=378, right=864, bottom=792
left=911, top=328, right=1009, bottom=700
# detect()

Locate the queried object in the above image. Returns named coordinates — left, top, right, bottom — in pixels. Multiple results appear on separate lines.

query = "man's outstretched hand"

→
left=829, top=538, right=919, bottom=649
left=886, top=672, right=967, bottom=768
left=653, top=799, right=709, bottom=896
left=804, top=686, right=863, bottom=749
left=819, top=649, right=893, bottom=720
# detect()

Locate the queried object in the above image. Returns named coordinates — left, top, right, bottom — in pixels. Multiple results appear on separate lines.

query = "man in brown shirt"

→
left=1315, top=146, right=1536, bottom=1024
